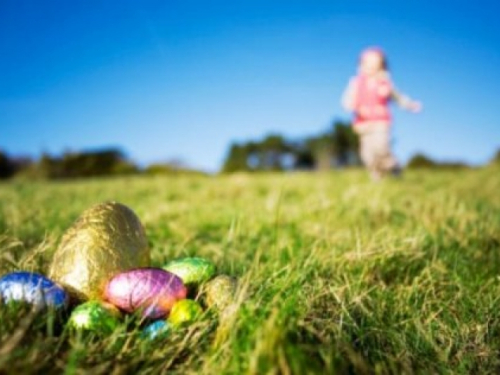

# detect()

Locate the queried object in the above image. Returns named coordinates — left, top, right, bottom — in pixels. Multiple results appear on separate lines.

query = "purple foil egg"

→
left=104, top=268, right=187, bottom=319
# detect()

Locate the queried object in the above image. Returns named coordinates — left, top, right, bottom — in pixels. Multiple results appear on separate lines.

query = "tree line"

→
left=221, top=121, right=497, bottom=172
left=222, top=121, right=360, bottom=172
left=1, top=122, right=498, bottom=179
left=0, top=149, right=203, bottom=180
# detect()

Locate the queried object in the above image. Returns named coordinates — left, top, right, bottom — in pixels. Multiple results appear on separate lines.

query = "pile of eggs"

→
left=0, top=202, right=237, bottom=340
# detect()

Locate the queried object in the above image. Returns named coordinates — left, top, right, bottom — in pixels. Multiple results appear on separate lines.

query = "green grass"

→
left=0, top=167, right=499, bottom=374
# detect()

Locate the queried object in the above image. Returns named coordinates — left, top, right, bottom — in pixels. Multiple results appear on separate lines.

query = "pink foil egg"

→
left=104, top=268, right=187, bottom=319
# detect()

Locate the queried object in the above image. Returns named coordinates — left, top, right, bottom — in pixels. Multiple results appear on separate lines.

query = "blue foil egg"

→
left=142, top=320, right=171, bottom=340
left=0, top=271, right=68, bottom=309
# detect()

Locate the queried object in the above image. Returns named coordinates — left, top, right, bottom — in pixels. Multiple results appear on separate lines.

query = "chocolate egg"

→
left=0, top=271, right=68, bottom=309
left=142, top=320, right=171, bottom=340
left=104, top=268, right=187, bottom=319
left=202, top=275, right=237, bottom=311
left=167, top=299, right=203, bottom=328
left=67, top=301, right=121, bottom=334
left=48, top=202, right=149, bottom=300
left=163, top=257, right=216, bottom=288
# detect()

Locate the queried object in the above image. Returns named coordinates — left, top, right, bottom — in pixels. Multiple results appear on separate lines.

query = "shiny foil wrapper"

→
left=104, top=268, right=187, bottom=319
left=48, top=202, right=150, bottom=301
left=142, top=320, right=171, bottom=340
left=68, top=301, right=121, bottom=333
left=163, top=257, right=216, bottom=288
left=202, top=275, right=237, bottom=311
left=0, top=271, right=68, bottom=310
left=167, top=299, right=203, bottom=327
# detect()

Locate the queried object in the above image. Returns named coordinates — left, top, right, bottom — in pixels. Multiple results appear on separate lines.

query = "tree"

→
left=222, top=135, right=292, bottom=172
left=490, top=149, right=500, bottom=165
left=292, top=140, right=315, bottom=170
left=257, top=134, right=290, bottom=170
left=331, top=121, right=360, bottom=166
left=57, top=149, right=135, bottom=177
left=407, top=153, right=469, bottom=170
left=0, top=151, right=15, bottom=179
left=305, top=134, right=334, bottom=171
left=22, top=148, right=138, bottom=179
left=222, top=143, right=251, bottom=172
left=407, top=153, right=436, bottom=169
left=144, top=159, right=205, bottom=176
left=220, top=120, right=361, bottom=173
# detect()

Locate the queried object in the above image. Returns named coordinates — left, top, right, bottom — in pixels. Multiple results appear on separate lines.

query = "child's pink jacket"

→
left=352, top=74, right=392, bottom=125
left=342, top=72, right=412, bottom=128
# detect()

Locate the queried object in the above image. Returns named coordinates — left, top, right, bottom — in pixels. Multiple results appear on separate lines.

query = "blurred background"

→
left=1, top=0, right=499, bottom=178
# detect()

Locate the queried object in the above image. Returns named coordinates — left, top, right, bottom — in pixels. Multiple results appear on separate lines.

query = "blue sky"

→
left=1, top=0, right=499, bottom=171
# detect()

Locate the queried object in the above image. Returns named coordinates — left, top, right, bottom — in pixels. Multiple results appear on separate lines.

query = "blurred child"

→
left=342, top=47, right=422, bottom=181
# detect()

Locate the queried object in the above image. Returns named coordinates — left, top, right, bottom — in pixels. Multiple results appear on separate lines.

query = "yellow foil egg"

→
left=48, top=202, right=149, bottom=301
left=167, top=299, right=203, bottom=328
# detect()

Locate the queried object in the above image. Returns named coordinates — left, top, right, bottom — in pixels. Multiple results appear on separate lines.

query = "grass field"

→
left=0, top=167, right=499, bottom=374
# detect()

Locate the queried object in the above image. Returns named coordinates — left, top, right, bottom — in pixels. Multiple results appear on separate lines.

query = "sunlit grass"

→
left=0, top=167, right=499, bottom=374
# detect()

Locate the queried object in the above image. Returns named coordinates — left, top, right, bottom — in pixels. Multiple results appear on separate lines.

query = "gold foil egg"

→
left=202, top=274, right=237, bottom=311
left=48, top=202, right=149, bottom=301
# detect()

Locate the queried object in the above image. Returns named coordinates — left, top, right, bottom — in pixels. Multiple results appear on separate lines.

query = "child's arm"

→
left=391, top=86, right=422, bottom=113
left=341, top=77, right=357, bottom=112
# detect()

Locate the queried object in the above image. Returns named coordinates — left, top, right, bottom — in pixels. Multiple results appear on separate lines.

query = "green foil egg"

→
left=163, top=257, right=216, bottom=288
left=67, top=301, right=121, bottom=334
left=167, top=299, right=203, bottom=328
left=202, top=275, right=237, bottom=311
